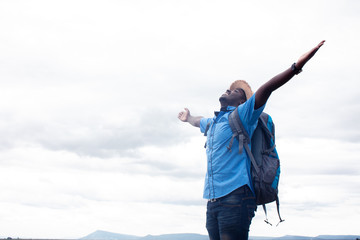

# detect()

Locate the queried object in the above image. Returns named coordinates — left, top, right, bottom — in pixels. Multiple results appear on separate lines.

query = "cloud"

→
left=0, top=105, right=197, bottom=158
left=264, top=71, right=360, bottom=143
left=1, top=0, right=360, bottom=238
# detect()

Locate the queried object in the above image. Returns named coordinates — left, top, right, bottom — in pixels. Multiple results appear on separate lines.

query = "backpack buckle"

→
left=276, top=219, right=285, bottom=227
left=264, top=219, right=272, bottom=226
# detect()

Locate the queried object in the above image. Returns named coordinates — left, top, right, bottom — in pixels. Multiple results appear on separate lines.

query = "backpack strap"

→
left=263, top=204, right=272, bottom=226
left=263, top=196, right=285, bottom=226
left=203, top=122, right=212, bottom=148
left=244, top=143, right=260, bottom=174
left=228, top=109, right=249, bottom=153
left=228, top=109, right=260, bottom=174
left=275, top=196, right=285, bottom=226
left=204, top=122, right=210, bottom=137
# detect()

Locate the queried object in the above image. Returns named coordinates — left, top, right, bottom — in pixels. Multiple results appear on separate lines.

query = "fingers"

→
left=296, top=40, right=325, bottom=69
left=178, top=108, right=189, bottom=121
left=178, top=111, right=185, bottom=119
left=309, top=40, right=325, bottom=58
left=317, top=40, right=325, bottom=48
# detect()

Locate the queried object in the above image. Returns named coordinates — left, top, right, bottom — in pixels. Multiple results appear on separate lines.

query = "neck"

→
left=220, top=106, right=228, bottom=112
left=219, top=98, right=228, bottom=109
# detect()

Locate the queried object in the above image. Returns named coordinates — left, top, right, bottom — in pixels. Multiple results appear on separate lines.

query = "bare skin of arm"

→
left=255, top=40, right=325, bottom=109
left=178, top=108, right=202, bottom=128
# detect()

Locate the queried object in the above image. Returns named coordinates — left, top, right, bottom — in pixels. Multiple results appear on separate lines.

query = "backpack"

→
left=228, top=108, right=285, bottom=226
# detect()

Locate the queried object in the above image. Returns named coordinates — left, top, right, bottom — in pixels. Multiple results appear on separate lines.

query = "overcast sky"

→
left=0, top=0, right=359, bottom=239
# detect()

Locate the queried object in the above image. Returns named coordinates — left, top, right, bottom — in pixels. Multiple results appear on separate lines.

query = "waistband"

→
left=208, top=185, right=249, bottom=202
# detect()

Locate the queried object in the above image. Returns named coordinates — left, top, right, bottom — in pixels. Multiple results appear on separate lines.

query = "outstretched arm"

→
left=255, top=40, right=325, bottom=109
left=178, top=108, right=202, bottom=128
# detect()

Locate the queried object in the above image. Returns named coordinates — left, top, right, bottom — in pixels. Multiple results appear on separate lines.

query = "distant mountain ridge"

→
left=81, top=230, right=360, bottom=240
left=81, top=230, right=140, bottom=240
left=81, top=231, right=207, bottom=240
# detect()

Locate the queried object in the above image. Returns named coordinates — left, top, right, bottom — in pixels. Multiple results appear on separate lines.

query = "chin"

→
left=220, top=93, right=229, bottom=99
left=219, top=97, right=228, bottom=105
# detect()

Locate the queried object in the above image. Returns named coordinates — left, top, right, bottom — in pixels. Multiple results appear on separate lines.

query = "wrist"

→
left=291, top=62, right=302, bottom=75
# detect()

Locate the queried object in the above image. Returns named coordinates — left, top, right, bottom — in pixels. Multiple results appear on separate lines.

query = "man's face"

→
left=219, top=88, right=246, bottom=107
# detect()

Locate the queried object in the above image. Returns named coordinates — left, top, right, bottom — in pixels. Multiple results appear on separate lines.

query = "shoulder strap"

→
left=228, top=108, right=260, bottom=174
left=228, top=108, right=250, bottom=140
left=203, top=122, right=211, bottom=148
left=228, top=109, right=248, bottom=153
left=204, top=122, right=210, bottom=137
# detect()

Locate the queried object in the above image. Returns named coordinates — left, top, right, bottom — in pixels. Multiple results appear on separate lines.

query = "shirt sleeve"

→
left=237, top=93, right=266, bottom=127
left=200, top=117, right=212, bottom=133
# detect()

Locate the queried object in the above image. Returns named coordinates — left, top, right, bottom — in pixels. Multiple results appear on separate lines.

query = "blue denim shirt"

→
left=200, top=94, right=265, bottom=199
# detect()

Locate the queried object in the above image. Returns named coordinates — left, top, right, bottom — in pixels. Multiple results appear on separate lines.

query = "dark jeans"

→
left=206, top=185, right=257, bottom=240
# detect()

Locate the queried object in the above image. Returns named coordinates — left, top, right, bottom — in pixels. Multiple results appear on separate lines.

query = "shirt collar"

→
left=214, top=106, right=236, bottom=116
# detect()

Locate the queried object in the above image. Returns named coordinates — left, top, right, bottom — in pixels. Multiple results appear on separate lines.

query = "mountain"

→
left=252, top=236, right=360, bottom=240
left=316, top=236, right=360, bottom=240
left=141, top=233, right=208, bottom=240
left=81, top=231, right=208, bottom=240
left=81, top=231, right=360, bottom=240
left=253, top=236, right=360, bottom=240
left=278, top=236, right=313, bottom=240
left=81, top=230, right=140, bottom=240
left=251, top=236, right=312, bottom=240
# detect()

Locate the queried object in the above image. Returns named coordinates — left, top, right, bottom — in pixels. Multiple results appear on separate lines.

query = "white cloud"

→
left=0, top=0, right=360, bottom=238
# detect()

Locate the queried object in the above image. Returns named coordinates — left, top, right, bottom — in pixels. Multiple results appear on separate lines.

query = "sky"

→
left=0, top=0, right=359, bottom=238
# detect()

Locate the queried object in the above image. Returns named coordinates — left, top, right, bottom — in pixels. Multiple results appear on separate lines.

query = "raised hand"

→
left=178, top=108, right=190, bottom=122
left=254, top=40, right=326, bottom=109
left=296, top=40, right=325, bottom=69
left=178, top=108, right=202, bottom=127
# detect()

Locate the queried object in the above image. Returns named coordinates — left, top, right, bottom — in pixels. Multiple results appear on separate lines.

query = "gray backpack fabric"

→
left=228, top=108, right=284, bottom=226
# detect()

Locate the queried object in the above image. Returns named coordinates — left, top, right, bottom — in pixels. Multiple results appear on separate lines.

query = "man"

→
left=178, top=41, right=325, bottom=240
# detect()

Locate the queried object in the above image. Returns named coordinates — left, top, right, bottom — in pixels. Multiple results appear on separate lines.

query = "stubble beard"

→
left=219, top=95, right=228, bottom=107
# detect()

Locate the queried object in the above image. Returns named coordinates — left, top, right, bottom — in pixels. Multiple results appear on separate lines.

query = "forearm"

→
left=255, top=66, right=295, bottom=109
left=254, top=40, right=325, bottom=109
left=178, top=108, right=202, bottom=127
left=187, top=115, right=202, bottom=128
